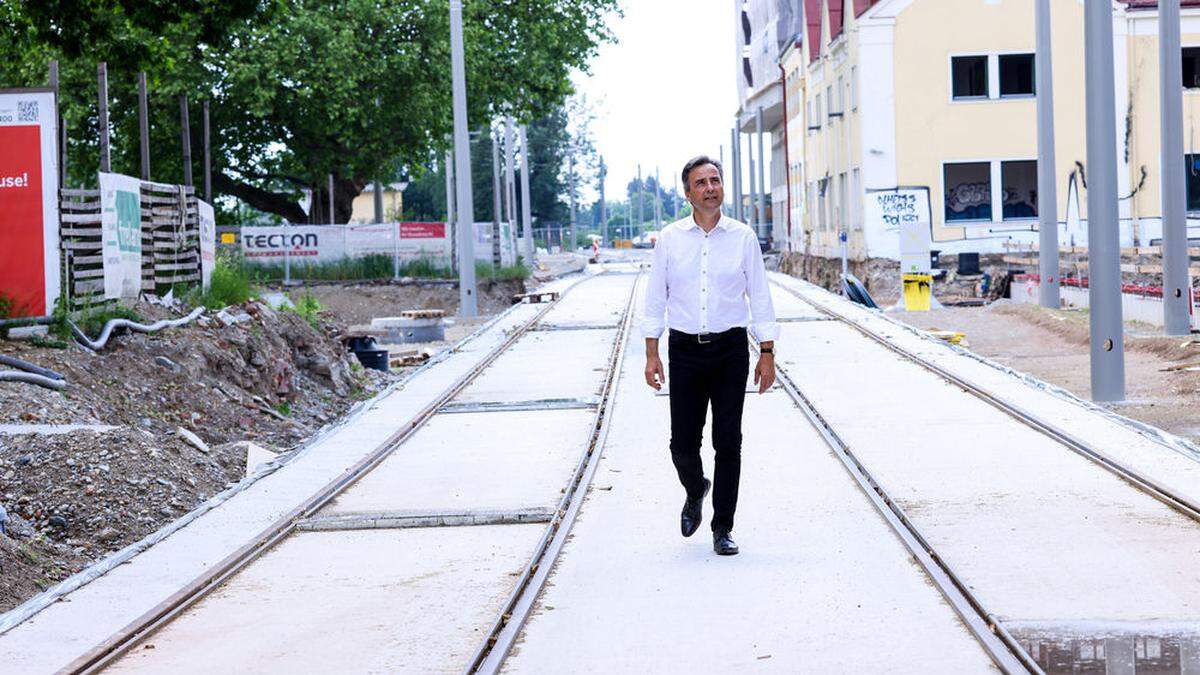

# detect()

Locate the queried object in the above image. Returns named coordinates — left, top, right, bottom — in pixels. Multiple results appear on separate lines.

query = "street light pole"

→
left=491, top=126, right=503, bottom=269
left=568, top=153, right=577, bottom=253
left=449, top=0, right=478, bottom=317
left=1036, top=0, right=1061, bottom=309
left=1084, top=0, right=1125, bottom=401
left=1160, top=0, right=1191, bottom=335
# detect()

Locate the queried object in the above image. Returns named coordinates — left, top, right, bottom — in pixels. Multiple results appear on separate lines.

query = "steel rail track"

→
left=772, top=280, right=1200, bottom=525
left=756, top=337, right=1039, bottom=674
left=65, top=271, right=613, bottom=674
left=465, top=272, right=642, bottom=674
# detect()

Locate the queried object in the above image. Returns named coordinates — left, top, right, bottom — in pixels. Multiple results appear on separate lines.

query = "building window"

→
left=850, top=66, right=858, bottom=110
left=951, top=55, right=988, bottom=99
left=826, top=85, right=834, bottom=117
left=1001, top=160, right=1038, bottom=219
left=1184, top=47, right=1200, bottom=88
left=1185, top=154, right=1200, bottom=212
left=999, top=54, right=1035, bottom=97
left=836, top=75, right=844, bottom=115
left=944, top=162, right=992, bottom=222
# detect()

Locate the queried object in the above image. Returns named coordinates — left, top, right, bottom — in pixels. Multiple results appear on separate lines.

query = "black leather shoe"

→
left=713, top=528, right=739, bottom=556
left=680, top=478, right=711, bottom=537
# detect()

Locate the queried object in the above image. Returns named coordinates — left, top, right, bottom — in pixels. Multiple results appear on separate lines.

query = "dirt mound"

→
left=992, top=302, right=1200, bottom=363
left=0, top=299, right=390, bottom=612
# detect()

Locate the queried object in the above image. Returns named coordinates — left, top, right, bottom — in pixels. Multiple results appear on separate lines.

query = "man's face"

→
left=685, top=164, right=724, bottom=210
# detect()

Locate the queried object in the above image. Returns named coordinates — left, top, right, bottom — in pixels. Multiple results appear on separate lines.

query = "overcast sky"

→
left=571, top=0, right=739, bottom=204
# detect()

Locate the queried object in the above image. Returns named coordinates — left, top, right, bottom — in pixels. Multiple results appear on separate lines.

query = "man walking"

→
left=642, top=155, right=777, bottom=556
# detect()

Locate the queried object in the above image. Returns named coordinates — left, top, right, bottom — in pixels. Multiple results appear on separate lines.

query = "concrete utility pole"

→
left=748, top=133, right=757, bottom=232
left=732, top=126, right=742, bottom=221
left=203, top=101, right=212, bottom=201
left=97, top=63, right=110, bottom=173
left=504, top=117, right=518, bottom=259
left=1084, top=0, right=1126, bottom=401
left=519, top=125, right=534, bottom=262
left=1036, top=0, right=1060, bottom=309
left=373, top=181, right=384, bottom=223
left=179, top=96, right=193, bottom=187
left=449, top=0, right=478, bottom=316
left=1160, top=0, right=1192, bottom=335
left=444, top=149, right=457, bottom=271
left=654, top=167, right=662, bottom=227
left=757, top=107, right=767, bottom=240
left=598, top=156, right=608, bottom=247
left=491, top=128, right=503, bottom=268
left=637, top=164, right=644, bottom=228
left=138, top=72, right=151, bottom=180
left=568, top=153, right=577, bottom=253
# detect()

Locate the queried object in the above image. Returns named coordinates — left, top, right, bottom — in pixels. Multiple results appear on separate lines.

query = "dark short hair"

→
left=681, top=156, right=723, bottom=190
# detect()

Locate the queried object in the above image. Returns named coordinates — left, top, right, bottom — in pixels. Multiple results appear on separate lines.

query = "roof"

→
left=805, top=0, right=882, bottom=61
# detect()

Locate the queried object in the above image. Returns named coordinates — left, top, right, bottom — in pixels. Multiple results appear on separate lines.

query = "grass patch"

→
left=287, top=292, right=323, bottom=329
left=0, top=292, right=13, bottom=320
left=190, top=254, right=258, bottom=310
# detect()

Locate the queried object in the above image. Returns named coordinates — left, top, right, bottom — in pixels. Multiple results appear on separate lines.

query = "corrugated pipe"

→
left=0, top=354, right=66, bottom=391
left=70, top=307, right=206, bottom=351
left=0, top=371, right=65, bottom=391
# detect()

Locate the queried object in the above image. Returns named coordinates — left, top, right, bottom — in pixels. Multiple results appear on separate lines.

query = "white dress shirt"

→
left=642, top=214, right=779, bottom=342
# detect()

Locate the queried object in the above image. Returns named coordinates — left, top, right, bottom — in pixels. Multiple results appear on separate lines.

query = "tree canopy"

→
left=0, top=0, right=618, bottom=223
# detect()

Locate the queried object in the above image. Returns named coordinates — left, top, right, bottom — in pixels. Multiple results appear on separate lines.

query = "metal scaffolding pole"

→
left=1036, top=0, right=1061, bottom=309
left=1084, top=0, right=1126, bottom=401
left=1160, top=0, right=1192, bottom=335
left=138, top=72, right=151, bottom=180
left=202, top=101, right=212, bottom=201
left=519, top=126, right=534, bottom=262
left=757, top=107, right=767, bottom=240
left=97, top=63, right=110, bottom=173
left=179, top=95, right=193, bottom=187
left=449, top=0, right=478, bottom=316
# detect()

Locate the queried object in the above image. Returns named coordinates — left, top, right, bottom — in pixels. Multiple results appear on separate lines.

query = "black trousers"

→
left=667, top=327, right=749, bottom=532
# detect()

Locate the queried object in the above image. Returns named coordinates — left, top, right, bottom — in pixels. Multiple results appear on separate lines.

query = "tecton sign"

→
left=0, top=89, right=59, bottom=317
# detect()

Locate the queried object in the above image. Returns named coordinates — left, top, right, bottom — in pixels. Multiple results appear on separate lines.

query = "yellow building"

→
left=784, top=0, right=1200, bottom=263
left=349, top=182, right=406, bottom=224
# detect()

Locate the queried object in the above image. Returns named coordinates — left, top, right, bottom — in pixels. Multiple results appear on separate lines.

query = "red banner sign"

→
left=400, top=222, right=446, bottom=239
left=0, top=125, right=46, bottom=316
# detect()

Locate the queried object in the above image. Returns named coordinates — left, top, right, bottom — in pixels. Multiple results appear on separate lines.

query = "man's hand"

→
left=645, top=338, right=664, bottom=390
left=754, top=352, right=775, bottom=394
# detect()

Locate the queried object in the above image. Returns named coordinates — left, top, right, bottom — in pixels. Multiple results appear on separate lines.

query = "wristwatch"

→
left=760, top=346, right=774, bottom=354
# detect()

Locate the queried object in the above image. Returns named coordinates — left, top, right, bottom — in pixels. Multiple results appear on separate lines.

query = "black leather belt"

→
left=668, top=327, right=746, bottom=345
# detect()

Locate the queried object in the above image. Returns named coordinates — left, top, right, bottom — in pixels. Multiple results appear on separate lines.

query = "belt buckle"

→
left=696, top=332, right=711, bottom=344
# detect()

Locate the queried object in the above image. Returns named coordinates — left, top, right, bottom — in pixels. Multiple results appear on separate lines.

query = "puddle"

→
left=1008, top=622, right=1200, bottom=673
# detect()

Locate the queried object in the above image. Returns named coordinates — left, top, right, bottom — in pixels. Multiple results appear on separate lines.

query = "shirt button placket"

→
left=700, top=237, right=709, bottom=333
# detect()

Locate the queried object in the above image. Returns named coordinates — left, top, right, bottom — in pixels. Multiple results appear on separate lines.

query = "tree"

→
left=0, top=0, right=619, bottom=223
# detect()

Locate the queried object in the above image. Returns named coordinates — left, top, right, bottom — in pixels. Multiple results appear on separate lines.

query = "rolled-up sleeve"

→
left=641, top=233, right=669, bottom=339
left=743, top=232, right=778, bottom=342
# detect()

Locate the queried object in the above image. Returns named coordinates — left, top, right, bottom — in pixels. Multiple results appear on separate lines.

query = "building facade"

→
left=780, top=0, right=1200, bottom=263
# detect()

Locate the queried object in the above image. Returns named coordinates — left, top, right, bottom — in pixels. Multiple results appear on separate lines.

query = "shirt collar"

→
left=685, top=213, right=728, bottom=233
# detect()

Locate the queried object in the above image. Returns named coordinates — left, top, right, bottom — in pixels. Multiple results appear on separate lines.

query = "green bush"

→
left=0, top=292, right=12, bottom=320
left=74, top=304, right=142, bottom=337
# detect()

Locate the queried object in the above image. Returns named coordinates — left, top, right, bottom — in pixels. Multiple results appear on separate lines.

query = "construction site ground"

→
left=895, top=301, right=1200, bottom=446
left=0, top=274, right=538, bottom=614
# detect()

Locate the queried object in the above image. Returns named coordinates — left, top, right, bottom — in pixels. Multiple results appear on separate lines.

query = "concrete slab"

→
left=504, top=290, right=996, bottom=673
left=324, top=409, right=596, bottom=515
left=452, top=329, right=618, bottom=404
left=773, top=296, right=1200, bottom=622
left=107, top=525, right=544, bottom=674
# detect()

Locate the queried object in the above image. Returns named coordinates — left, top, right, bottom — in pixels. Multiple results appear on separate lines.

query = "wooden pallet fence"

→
left=58, top=188, right=105, bottom=310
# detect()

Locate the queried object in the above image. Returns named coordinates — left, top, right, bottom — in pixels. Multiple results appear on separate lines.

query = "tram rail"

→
left=61, top=268, right=635, bottom=674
